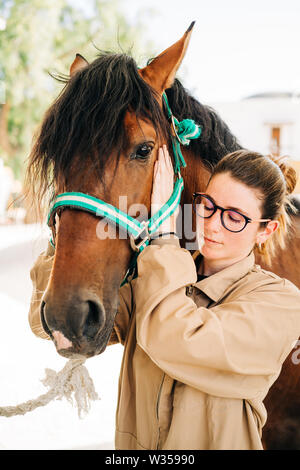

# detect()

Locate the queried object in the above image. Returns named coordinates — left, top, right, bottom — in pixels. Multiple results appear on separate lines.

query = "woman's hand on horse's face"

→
left=151, top=145, right=179, bottom=232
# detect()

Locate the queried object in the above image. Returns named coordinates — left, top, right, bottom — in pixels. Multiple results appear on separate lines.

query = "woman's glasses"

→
left=192, top=193, right=271, bottom=233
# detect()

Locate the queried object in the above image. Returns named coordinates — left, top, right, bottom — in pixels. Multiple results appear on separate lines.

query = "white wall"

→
left=210, top=97, right=300, bottom=160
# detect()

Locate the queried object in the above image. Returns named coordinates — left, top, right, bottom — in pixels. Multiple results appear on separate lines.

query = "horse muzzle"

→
left=40, top=290, right=107, bottom=357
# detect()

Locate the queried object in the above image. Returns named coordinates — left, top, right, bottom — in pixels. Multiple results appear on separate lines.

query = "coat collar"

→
left=192, top=250, right=256, bottom=303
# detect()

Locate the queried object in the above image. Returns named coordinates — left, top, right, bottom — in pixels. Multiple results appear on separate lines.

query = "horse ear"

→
left=139, top=21, right=195, bottom=94
left=70, top=53, right=89, bottom=76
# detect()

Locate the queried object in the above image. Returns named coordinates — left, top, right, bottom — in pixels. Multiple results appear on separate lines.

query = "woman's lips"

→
left=204, top=236, right=222, bottom=244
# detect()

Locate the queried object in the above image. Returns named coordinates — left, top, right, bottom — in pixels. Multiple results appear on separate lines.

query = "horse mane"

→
left=25, top=51, right=242, bottom=208
left=26, top=52, right=170, bottom=206
left=164, top=79, right=242, bottom=171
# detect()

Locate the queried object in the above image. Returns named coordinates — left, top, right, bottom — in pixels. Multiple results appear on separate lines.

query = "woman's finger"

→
left=163, top=147, right=174, bottom=183
left=166, top=148, right=174, bottom=173
left=160, top=147, right=165, bottom=165
left=163, top=144, right=173, bottom=173
left=156, top=159, right=162, bottom=176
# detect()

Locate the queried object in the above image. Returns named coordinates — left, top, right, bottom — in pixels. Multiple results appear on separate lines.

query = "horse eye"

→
left=131, top=143, right=153, bottom=160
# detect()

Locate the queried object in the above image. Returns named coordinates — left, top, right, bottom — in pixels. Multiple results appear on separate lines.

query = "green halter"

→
left=47, top=92, right=201, bottom=286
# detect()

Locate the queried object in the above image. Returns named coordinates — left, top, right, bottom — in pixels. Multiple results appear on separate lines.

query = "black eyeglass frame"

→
left=192, top=192, right=271, bottom=233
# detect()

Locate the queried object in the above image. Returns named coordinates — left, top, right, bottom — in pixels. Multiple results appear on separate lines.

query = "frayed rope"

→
left=0, top=356, right=99, bottom=418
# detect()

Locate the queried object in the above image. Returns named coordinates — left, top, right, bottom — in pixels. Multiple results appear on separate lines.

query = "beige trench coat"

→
left=28, top=237, right=300, bottom=450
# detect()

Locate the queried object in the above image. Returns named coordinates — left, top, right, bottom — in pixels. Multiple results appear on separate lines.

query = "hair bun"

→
left=268, top=154, right=297, bottom=195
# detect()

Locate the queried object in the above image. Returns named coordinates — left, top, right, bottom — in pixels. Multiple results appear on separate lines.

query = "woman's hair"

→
left=209, top=149, right=298, bottom=265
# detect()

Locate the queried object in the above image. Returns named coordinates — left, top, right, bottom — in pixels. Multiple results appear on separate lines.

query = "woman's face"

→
left=196, top=172, right=266, bottom=264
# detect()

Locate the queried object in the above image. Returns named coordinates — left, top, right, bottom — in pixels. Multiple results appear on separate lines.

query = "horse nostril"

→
left=40, top=301, right=53, bottom=338
left=83, top=300, right=105, bottom=339
left=40, top=295, right=105, bottom=342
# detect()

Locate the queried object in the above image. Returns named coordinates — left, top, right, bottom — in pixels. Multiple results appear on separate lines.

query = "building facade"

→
left=211, top=93, right=300, bottom=194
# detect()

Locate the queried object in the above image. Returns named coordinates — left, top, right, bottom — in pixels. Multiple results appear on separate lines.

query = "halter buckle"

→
left=129, top=220, right=151, bottom=252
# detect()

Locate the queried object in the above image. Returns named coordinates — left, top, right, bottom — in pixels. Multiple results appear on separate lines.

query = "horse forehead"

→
left=124, top=111, right=157, bottom=140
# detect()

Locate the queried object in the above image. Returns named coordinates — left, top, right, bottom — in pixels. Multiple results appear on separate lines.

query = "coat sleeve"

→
left=134, top=241, right=300, bottom=400
left=28, top=242, right=54, bottom=339
left=28, top=243, right=132, bottom=345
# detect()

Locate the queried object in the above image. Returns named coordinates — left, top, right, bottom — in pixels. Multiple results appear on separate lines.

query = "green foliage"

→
left=0, top=0, right=154, bottom=181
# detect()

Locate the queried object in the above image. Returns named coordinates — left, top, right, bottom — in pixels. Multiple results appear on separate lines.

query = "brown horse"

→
left=26, top=23, right=300, bottom=449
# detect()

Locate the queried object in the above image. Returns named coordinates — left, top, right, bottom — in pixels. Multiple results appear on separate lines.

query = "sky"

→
left=3, top=0, right=300, bottom=104
left=71, top=0, right=300, bottom=104
left=116, top=0, right=300, bottom=103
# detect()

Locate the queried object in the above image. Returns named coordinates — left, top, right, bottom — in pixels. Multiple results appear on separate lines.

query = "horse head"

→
left=28, top=23, right=195, bottom=357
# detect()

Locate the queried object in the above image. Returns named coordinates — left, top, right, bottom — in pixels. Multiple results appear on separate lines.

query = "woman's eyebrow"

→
left=227, top=205, right=251, bottom=217
left=206, top=194, right=251, bottom=217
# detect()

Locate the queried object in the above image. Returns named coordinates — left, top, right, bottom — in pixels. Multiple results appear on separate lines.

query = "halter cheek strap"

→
left=47, top=92, right=202, bottom=286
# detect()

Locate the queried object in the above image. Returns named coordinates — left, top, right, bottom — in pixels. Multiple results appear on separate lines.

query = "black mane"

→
left=26, top=51, right=241, bottom=205
left=27, top=52, right=169, bottom=197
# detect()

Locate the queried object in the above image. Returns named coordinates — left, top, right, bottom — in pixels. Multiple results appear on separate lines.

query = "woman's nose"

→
left=205, top=209, right=222, bottom=232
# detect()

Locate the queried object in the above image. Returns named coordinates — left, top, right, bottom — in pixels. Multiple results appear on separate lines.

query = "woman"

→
left=28, top=146, right=300, bottom=450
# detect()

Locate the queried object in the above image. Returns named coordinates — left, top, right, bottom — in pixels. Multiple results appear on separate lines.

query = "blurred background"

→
left=0, top=0, right=299, bottom=450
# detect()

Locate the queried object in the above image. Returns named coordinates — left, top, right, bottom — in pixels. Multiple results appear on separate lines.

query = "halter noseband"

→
left=47, top=92, right=201, bottom=286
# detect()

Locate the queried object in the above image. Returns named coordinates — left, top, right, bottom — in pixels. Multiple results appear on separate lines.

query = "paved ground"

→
left=0, top=224, right=123, bottom=450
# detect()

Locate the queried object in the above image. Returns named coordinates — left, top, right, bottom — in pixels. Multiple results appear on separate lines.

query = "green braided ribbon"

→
left=175, top=118, right=202, bottom=145
left=162, top=92, right=202, bottom=174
